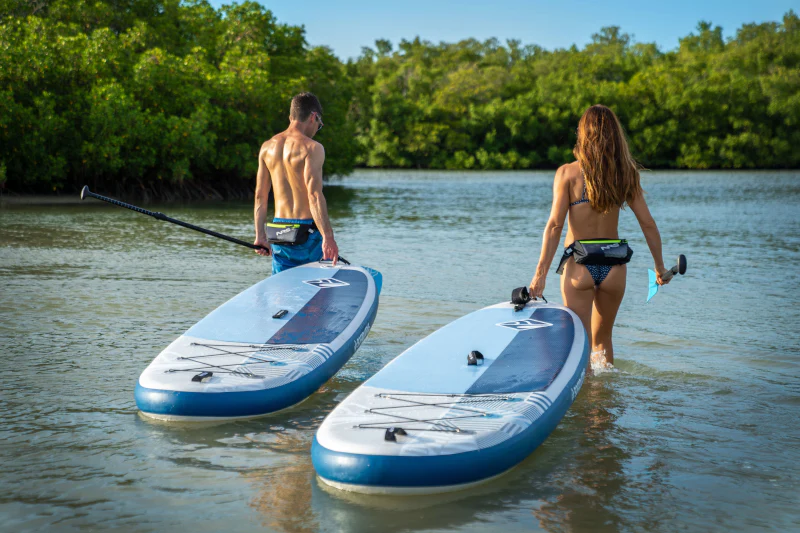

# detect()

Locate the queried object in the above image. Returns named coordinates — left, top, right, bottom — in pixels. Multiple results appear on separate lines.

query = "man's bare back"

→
left=253, top=93, right=338, bottom=271
left=260, top=131, right=322, bottom=219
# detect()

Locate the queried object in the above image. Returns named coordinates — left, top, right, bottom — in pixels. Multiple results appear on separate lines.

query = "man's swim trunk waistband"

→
left=273, top=218, right=315, bottom=225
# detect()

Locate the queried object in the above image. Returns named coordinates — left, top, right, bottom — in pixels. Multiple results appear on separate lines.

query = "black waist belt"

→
left=556, top=239, right=633, bottom=274
left=266, top=221, right=318, bottom=246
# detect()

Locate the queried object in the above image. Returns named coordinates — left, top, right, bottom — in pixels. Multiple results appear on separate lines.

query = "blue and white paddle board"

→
left=312, top=299, right=587, bottom=494
left=135, top=262, right=381, bottom=421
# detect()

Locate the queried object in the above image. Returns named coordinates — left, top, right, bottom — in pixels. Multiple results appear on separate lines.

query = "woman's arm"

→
left=628, top=192, right=670, bottom=284
left=529, top=166, right=570, bottom=297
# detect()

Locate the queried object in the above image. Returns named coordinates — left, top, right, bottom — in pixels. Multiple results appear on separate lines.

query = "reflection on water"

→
left=535, top=379, right=628, bottom=533
left=249, top=436, right=318, bottom=533
left=1, top=170, right=799, bottom=532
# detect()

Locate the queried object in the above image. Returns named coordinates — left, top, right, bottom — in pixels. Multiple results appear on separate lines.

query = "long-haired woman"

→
left=528, top=105, right=670, bottom=367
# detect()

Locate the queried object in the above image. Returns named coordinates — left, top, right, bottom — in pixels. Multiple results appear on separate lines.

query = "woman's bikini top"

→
left=570, top=167, right=590, bottom=207
left=570, top=183, right=589, bottom=206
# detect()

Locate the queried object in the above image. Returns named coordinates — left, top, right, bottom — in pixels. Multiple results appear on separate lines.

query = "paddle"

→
left=647, top=254, right=687, bottom=302
left=79, top=186, right=350, bottom=265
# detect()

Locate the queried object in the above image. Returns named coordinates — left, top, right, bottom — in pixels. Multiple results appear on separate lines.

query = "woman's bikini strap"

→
left=570, top=167, right=589, bottom=207
left=570, top=183, right=589, bottom=206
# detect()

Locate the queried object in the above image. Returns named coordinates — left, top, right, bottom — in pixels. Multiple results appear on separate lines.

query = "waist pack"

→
left=266, top=221, right=317, bottom=246
left=556, top=239, right=633, bottom=274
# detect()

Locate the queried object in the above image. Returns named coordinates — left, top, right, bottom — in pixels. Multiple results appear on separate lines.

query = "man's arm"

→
left=253, top=145, right=271, bottom=256
left=304, top=143, right=338, bottom=264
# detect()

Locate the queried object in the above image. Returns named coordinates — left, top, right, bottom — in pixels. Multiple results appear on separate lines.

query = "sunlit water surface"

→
left=1, top=170, right=799, bottom=532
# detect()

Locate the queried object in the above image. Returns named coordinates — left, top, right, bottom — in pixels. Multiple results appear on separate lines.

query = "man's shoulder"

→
left=260, top=133, right=283, bottom=152
left=306, top=138, right=324, bottom=154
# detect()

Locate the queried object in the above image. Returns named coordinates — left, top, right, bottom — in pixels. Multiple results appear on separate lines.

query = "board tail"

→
left=647, top=269, right=659, bottom=302
left=363, top=266, right=383, bottom=295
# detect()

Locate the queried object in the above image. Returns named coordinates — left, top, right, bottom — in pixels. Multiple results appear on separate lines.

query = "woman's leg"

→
left=591, top=264, right=627, bottom=364
left=561, top=257, right=596, bottom=346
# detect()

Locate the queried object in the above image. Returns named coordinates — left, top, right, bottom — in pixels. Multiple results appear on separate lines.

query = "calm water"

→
left=1, top=170, right=799, bottom=532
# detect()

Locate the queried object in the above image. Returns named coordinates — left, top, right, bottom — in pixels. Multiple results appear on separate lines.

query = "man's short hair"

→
left=290, top=92, right=323, bottom=122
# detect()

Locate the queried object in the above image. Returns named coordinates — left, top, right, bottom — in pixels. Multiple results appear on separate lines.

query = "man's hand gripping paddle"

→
left=647, top=254, right=687, bottom=302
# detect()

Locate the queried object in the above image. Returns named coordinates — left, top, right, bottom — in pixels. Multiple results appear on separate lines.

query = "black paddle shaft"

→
left=80, top=186, right=267, bottom=251
left=79, top=186, right=351, bottom=265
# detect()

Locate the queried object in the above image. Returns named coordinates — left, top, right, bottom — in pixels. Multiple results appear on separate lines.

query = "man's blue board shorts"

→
left=271, top=218, right=323, bottom=275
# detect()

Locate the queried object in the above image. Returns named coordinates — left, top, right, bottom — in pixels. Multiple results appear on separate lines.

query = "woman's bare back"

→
left=562, top=161, right=621, bottom=244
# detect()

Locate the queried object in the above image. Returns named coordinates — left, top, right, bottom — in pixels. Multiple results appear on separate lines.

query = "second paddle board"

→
left=312, top=298, right=587, bottom=494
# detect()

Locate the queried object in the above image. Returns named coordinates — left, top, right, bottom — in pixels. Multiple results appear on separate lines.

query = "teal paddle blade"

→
left=647, top=269, right=659, bottom=302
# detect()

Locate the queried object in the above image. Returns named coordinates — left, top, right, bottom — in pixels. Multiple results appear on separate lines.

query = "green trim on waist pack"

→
left=578, top=239, right=627, bottom=244
left=267, top=223, right=301, bottom=229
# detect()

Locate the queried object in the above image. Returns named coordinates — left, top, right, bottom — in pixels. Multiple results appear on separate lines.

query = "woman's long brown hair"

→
left=573, top=105, right=643, bottom=213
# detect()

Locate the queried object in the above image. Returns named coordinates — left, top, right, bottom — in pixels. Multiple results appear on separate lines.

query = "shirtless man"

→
left=253, top=93, right=339, bottom=273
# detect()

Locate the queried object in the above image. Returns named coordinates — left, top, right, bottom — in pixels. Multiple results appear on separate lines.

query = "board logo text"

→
left=304, top=278, right=350, bottom=288
left=571, top=368, right=586, bottom=401
left=353, top=323, right=371, bottom=352
left=496, top=318, right=553, bottom=331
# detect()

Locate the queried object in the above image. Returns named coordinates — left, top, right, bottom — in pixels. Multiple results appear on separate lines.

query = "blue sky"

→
left=208, top=0, right=796, bottom=60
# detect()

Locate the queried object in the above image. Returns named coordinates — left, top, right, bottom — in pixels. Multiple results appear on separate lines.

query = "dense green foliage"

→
left=0, top=0, right=356, bottom=196
left=0, top=2, right=797, bottom=196
left=349, top=14, right=800, bottom=170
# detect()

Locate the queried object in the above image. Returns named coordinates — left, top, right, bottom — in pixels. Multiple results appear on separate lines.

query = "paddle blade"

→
left=647, top=269, right=659, bottom=302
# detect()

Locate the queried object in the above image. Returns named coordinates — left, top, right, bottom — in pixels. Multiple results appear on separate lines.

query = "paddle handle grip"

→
left=660, top=254, right=687, bottom=282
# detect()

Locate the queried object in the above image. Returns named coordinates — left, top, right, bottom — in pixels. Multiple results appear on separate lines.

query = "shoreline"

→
left=2, top=168, right=798, bottom=206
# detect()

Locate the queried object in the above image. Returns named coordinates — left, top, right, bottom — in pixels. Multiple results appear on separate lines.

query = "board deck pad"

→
left=365, top=307, right=573, bottom=395
left=467, top=307, right=573, bottom=394
left=267, top=269, right=369, bottom=345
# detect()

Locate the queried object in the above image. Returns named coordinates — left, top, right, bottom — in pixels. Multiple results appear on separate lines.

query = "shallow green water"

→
left=1, top=170, right=799, bottom=532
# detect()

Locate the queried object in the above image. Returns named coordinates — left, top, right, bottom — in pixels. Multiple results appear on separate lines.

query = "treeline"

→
left=348, top=14, right=800, bottom=170
left=0, top=0, right=357, bottom=197
left=0, top=2, right=798, bottom=197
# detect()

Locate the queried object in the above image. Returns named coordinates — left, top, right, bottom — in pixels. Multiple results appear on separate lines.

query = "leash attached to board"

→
left=647, top=254, right=687, bottom=302
left=80, top=186, right=350, bottom=264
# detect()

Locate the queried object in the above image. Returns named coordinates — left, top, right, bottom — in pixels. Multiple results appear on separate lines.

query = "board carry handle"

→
left=320, top=256, right=351, bottom=266
left=81, top=185, right=268, bottom=253
left=467, top=350, right=484, bottom=366
left=384, top=427, right=407, bottom=442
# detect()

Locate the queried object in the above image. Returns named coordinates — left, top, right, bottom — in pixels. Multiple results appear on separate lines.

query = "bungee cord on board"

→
left=355, top=392, right=520, bottom=434
left=164, top=342, right=311, bottom=377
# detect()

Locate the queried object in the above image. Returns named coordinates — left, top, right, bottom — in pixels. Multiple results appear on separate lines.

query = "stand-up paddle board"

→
left=135, top=262, right=381, bottom=421
left=312, top=289, right=588, bottom=494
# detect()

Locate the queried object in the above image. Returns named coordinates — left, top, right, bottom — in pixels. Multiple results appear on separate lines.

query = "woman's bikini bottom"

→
left=556, top=239, right=633, bottom=287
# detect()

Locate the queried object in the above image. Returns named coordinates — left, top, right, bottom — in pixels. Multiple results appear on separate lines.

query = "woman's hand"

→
left=529, top=274, right=546, bottom=299
left=655, top=265, right=671, bottom=285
